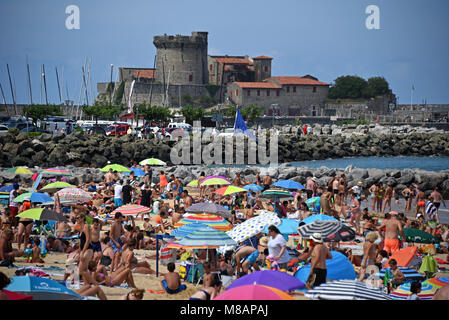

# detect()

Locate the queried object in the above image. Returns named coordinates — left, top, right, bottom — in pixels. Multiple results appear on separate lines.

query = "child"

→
left=202, top=262, right=213, bottom=288
left=30, top=238, right=44, bottom=263
left=160, top=262, right=187, bottom=294
left=389, top=259, right=405, bottom=288
left=408, top=281, right=421, bottom=300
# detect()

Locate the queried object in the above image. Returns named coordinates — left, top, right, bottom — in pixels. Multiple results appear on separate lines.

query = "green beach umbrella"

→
left=139, top=158, right=166, bottom=166
left=17, top=208, right=68, bottom=222
left=100, top=164, right=131, bottom=173
left=40, top=182, right=75, bottom=193
left=4, top=167, right=33, bottom=175
left=398, top=228, right=439, bottom=244
left=215, top=185, right=248, bottom=195
left=187, top=179, right=199, bottom=187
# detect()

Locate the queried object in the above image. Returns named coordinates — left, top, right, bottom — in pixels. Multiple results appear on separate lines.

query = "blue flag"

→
left=234, top=107, right=257, bottom=141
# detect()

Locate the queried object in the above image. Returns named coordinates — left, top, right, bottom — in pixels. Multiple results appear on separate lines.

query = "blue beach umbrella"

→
left=0, top=185, right=14, bottom=192
left=294, top=251, right=356, bottom=285
left=123, top=167, right=146, bottom=177
left=299, top=214, right=339, bottom=225
left=273, top=180, right=305, bottom=190
left=305, top=196, right=321, bottom=213
left=242, top=184, right=264, bottom=192
left=13, top=192, right=54, bottom=204
left=5, top=276, right=82, bottom=300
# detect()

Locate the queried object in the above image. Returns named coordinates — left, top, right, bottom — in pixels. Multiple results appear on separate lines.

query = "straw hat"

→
left=310, top=233, right=323, bottom=243
left=357, top=181, right=363, bottom=186
left=259, top=236, right=269, bottom=247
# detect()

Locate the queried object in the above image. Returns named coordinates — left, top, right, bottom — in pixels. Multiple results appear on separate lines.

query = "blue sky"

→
left=0, top=0, right=448, bottom=105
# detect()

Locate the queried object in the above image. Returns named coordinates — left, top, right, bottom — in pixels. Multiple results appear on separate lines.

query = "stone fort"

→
left=96, top=31, right=331, bottom=116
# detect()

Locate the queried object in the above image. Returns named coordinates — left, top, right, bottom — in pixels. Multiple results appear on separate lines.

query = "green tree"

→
left=23, top=105, right=63, bottom=126
left=83, top=104, right=125, bottom=124
left=367, top=77, right=389, bottom=96
left=328, top=75, right=369, bottom=100
left=181, top=105, right=205, bottom=123
left=182, top=94, right=192, bottom=104
left=240, top=104, right=263, bottom=124
left=138, top=105, right=173, bottom=123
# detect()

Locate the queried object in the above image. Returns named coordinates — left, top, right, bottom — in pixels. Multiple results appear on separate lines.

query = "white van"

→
left=166, top=122, right=192, bottom=132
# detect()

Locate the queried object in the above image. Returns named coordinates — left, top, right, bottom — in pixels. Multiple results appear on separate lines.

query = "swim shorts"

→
left=91, top=241, right=102, bottom=253
left=383, top=238, right=400, bottom=254
left=244, top=250, right=260, bottom=265
left=114, top=198, right=123, bottom=208
left=110, top=237, right=123, bottom=253
left=162, top=279, right=187, bottom=294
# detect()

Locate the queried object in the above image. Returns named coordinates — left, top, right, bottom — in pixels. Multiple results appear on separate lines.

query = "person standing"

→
left=401, top=185, right=413, bottom=214
left=378, top=212, right=405, bottom=256
left=266, top=225, right=290, bottom=270
left=122, top=180, right=133, bottom=205
left=8, top=183, right=20, bottom=227
left=306, top=177, right=315, bottom=199
left=262, top=173, right=272, bottom=191
left=430, top=187, right=446, bottom=214
left=307, top=233, right=332, bottom=289
left=140, top=184, right=152, bottom=208
left=382, top=183, right=394, bottom=213
left=415, top=187, right=426, bottom=219
left=349, top=192, right=362, bottom=235
left=77, top=215, right=97, bottom=286
left=425, top=196, right=440, bottom=236
left=114, top=180, right=124, bottom=208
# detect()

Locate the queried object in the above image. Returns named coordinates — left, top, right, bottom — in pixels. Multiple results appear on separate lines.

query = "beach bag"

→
left=159, top=243, right=176, bottom=266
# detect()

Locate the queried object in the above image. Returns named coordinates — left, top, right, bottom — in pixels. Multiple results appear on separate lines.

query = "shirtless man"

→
left=389, top=259, right=405, bottom=287
left=235, top=246, right=260, bottom=274
left=308, top=233, right=332, bottom=289
left=415, top=187, right=426, bottom=218
left=262, top=174, right=272, bottom=191
left=430, top=187, right=446, bottom=214
left=91, top=218, right=105, bottom=264
left=110, top=212, right=125, bottom=272
left=202, top=262, right=213, bottom=287
left=161, top=262, right=186, bottom=294
left=181, top=190, right=193, bottom=210
left=0, top=230, right=24, bottom=263
left=378, top=212, right=405, bottom=255
left=171, top=208, right=184, bottom=225
left=105, top=168, right=114, bottom=186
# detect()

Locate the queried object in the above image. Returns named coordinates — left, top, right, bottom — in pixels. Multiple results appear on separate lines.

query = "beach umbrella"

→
left=123, top=167, right=146, bottom=177
left=41, top=168, right=71, bottom=176
left=214, top=284, right=294, bottom=300
left=13, top=192, right=54, bottom=204
left=263, top=218, right=300, bottom=240
left=199, top=175, right=231, bottom=186
left=227, top=270, right=305, bottom=292
left=273, top=180, right=305, bottom=190
left=377, top=267, right=425, bottom=281
left=17, top=208, right=68, bottom=222
left=0, top=185, right=14, bottom=192
left=111, top=204, right=151, bottom=217
left=1, top=289, right=33, bottom=300
left=259, top=189, right=293, bottom=199
left=187, top=179, right=199, bottom=187
left=324, top=224, right=356, bottom=242
left=227, top=211, right=281, bottom=243
left=399, top=228, right=439, bottom=244
left=55, top=187, right=92, bottom=203
left=390, top=277, right=449, bottom=300
left=175, top=213, right=232, bottom=231
left=167, top=222, right=237, bottom=248
left=4, top=167, right=33, bottom=175
left=139, top=158, right=166, bottom=166
left=185, top=202, right=231, bottom=219
left=5, top=275, right=82, bottom=300
left=214, top=185, right=248, bottom=195
left=305, top=196, right=321, bottom=213
left=100, top=164, right=131, bottom=173
left=40, top=182, right=75, bottom=193
left=297, top=220, right=341, bottom=239
left=294, top=251, right=356, bottom=283
left=305, top=280, right=392, bottom=300
left=299, top=214, right=339, bottom=225
left=242, top=184, right=264, bottom=192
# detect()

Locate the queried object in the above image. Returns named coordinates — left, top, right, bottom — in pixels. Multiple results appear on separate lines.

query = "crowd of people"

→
left=1, top=165, right=449, bottom=300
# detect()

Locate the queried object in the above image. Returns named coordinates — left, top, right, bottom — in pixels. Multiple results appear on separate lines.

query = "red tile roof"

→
left=253, top=55, right=273, bottom=60
left=213, top=57, right=252, bottom=65
left=233, top=82, right=281, bottom=89
left=267, top=76, right=329, bottom=86
left=133, top=69, right=156, bottom=79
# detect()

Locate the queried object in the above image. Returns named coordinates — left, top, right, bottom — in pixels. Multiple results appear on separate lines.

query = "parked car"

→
left=105, top=124, right=130, bottom=136
left=87, top=126, right=106, bottom=135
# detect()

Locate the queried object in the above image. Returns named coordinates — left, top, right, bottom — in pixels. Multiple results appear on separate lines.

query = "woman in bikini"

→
left=88, top=260, right=137, bottom=288
left=77, top=215, right=97, bottom=286
left=376, top=183, right=385, bottom=213
left=402, top=185, right=413, bottom=214
left=358, top=232, right=379, bottom=281
left=16, top=200, right=33, bottom=251
left=368, top=184, right=378, bottom=213
left=189, top=274, right=222, bottom=300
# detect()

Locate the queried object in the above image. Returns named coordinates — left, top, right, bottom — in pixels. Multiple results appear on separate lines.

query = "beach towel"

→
left=435, top=258, right=449, bottom=265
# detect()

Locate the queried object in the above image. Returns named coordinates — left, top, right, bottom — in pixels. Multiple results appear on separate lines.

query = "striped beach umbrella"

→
left=175, top=213, right=232, bottom=231
left=214, top=185, right=247, bottom=195
left=305, top=280, right=392, bottom=300
left=259, top=189, right=293, bottom=199
left=390, top=277, right=449, bottom=300
left=41, top=168, right=71, bottom=176
left=4, top=167, right=33, bottom=175
left=111, top=204, right=152, bottom=217
left=167, top=222, right=237, bottom=248
left=297, top=220, right=341, bottom=239
left=40, top=182, right=75, bottom=193
left=17, top=208, right=67, bottom=222
left=55, top=188, right=92, bottom=203
left=199, top=175, right=231, bottom=186
left=227, top=211, right=281, bottom=243
left=376, top=267, right=425, bottom=281
left=299, top=214, right=339, bottom=225
left=100, top=164, right=131, bottom=173
left=139, top=158, right=166, bottom=166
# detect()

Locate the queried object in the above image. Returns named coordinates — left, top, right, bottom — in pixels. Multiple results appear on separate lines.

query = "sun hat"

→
left=259, top=236, right=269, bottom=247
left=310, top=233, right=323, bottom=243
left=357, top=181, right=363, bottom=186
